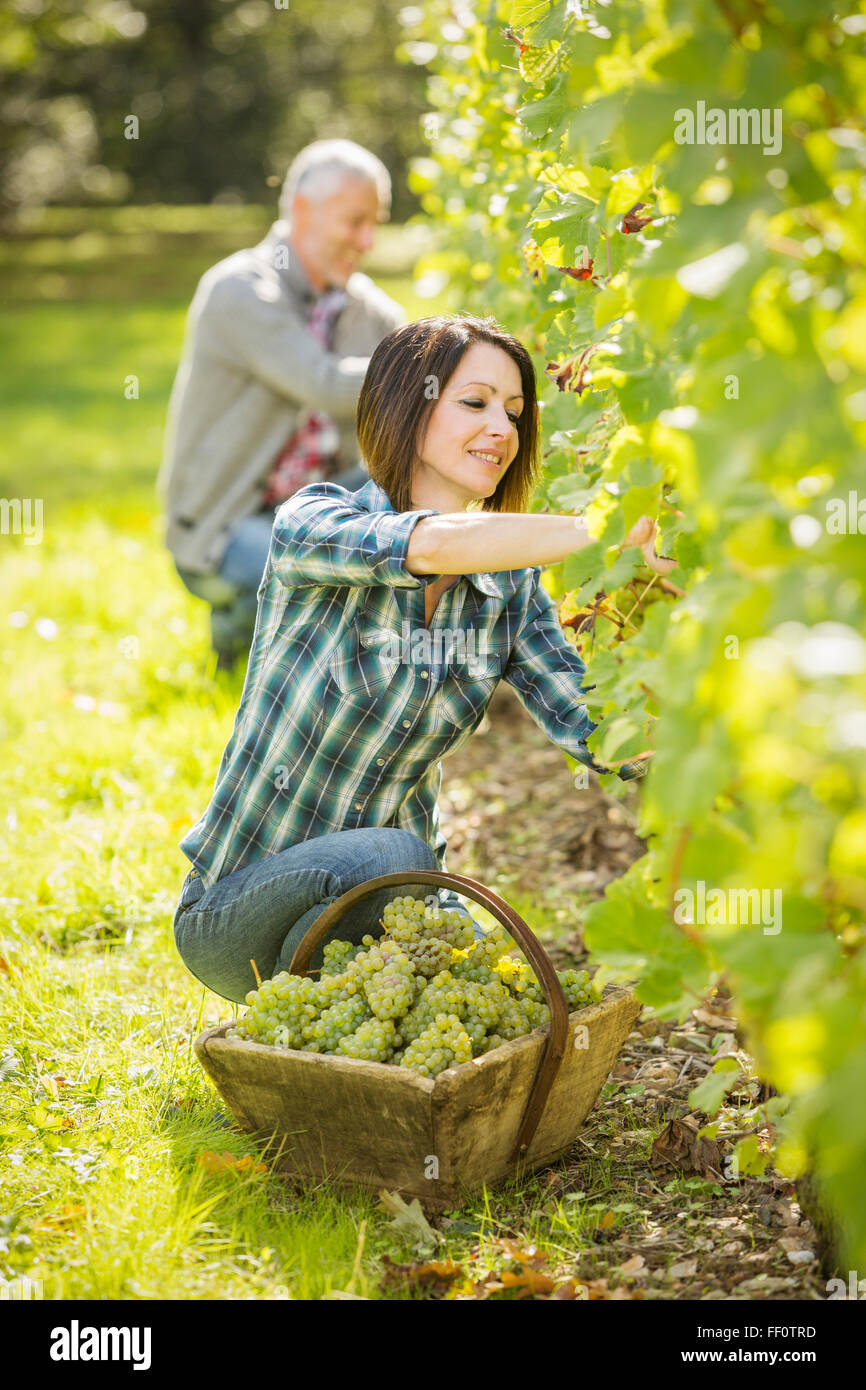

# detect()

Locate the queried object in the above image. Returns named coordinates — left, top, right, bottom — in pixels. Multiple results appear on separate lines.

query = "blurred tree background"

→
left=0, top=0, right=434, bottom=220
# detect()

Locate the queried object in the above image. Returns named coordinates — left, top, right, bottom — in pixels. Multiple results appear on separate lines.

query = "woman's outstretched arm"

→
left=406, top=511, right=675, bottom=576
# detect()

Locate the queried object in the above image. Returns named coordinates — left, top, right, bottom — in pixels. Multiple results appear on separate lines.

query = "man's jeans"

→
left=175, top=463, right=370, bottom=661
left=172, top=827, right=482, bottom=1005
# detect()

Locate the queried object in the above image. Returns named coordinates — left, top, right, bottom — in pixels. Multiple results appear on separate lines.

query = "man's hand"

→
left=621, top=515, right=677, bottom=576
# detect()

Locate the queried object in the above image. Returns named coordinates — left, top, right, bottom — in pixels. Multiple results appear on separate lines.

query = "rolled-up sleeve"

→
left=503, top=571, right=639, bottom=781
left=269, top=484, right=440, bottom=589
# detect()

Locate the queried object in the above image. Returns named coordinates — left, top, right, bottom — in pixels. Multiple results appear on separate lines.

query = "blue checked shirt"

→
left=179, top=478, right=645, bottom=896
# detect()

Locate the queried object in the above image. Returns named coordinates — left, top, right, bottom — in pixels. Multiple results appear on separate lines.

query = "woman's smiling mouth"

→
left=468, top=449, right=503, bottom=468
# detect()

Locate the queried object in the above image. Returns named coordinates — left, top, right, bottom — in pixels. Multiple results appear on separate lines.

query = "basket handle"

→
left=287, top=868, right=570, bottom=1162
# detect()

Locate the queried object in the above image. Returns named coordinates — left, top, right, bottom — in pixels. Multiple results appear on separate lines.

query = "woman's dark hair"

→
left=356, top=314, right=540, bottom=514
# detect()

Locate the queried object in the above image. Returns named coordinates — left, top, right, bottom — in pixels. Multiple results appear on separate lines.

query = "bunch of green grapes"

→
left=460, top=978, right=507, bottom=1041
left=364, top=953, right=416, bottom=1020
left=337, top=1017, right=400, bottom=1062
left=399, top=935, right=453, bottom=979
left=301, top=993, right=370, bottom=1052
left=235, top=893, right=601, bottom=1069
left=558, top=968, right=600, bottom=1010
left=496, top=995, right=538, bottom=1042
left=237, top=972, right=320, bottom=1048
left=411, top=969, right=465, bottom=1022
left=400, top=1013, right=473, bottom=1078
left=320, top=938, right=361, bottom=977
left=383, top=896, right=475, bottom=968
left=451, top=955, right=499, bottom=986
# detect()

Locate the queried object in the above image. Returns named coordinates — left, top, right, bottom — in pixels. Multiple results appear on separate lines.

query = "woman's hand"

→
left=621, top=516, right=677, bottom=576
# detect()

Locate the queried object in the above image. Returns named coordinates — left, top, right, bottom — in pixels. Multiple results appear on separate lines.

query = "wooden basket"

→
left=194, top=869, right=641, bottom=1210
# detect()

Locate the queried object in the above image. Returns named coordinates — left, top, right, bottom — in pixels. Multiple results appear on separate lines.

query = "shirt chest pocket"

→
left=431, top=648, right=507, bottom=729
left=328, top=626, right=402, bottom=700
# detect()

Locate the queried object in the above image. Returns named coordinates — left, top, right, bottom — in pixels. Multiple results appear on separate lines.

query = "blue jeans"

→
left=175, top=463, right=370, bottom=661
left=172, top=827, right=480, bottom=1004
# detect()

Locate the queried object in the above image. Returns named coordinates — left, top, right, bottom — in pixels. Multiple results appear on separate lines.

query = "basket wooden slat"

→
left=195, top=991, right=639, bottom=1209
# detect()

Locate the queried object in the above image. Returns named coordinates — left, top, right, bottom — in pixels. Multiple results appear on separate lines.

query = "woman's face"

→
left=411, top=341, right=525, bottom=512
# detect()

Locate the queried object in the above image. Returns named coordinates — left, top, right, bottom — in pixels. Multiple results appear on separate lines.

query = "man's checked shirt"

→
left=179, top=477, right=645, bottom=893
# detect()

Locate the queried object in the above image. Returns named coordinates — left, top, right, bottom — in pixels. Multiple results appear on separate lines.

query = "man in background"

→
left=158, top=139, right=407, bottom=669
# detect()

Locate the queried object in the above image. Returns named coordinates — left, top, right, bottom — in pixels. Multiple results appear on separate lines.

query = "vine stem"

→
left=605, top=599, right=640, bottom=635
left=622, top=573, right=659, bottom=628
left=711, top=0, right=748, bottom=39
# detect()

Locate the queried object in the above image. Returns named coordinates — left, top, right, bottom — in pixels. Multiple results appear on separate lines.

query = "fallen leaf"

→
left=620, top=1254, right=646, bottom=1275
left=642, top=1060, right=680, bottom=1084
left=497, top=1237, right=548, bottom=1268
left=599, top=1209, right=616, bottom=1229
left=378, top=1189, right=441, bottom=1246
left=669, top=1258, right=698, bottom=1279
left=196, top=1150, right=266, bottom=1176
left=33, top=1203, right=87, bottom=1234
left=693, top=1007, right=737, bottom=1031
left=498, top=1268, right=559, bottom=1295
left=379, top=1256, right=463, bottom=1290
left=651, top=1113, right=724, bottom=1179
left=549, top=1280, right=583, bottom=1300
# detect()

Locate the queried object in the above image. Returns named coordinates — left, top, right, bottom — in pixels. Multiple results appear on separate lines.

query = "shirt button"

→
left=402, top=719, right=411, bottom=728
left=376, top=757, right=385, bottom=766
left=420, top=671, right=429, bottom=679
left=354, top=802, right=362, bottom=811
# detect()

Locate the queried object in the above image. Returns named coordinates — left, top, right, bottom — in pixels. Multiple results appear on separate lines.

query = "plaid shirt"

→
left=179, top=478, right=645, bottom=894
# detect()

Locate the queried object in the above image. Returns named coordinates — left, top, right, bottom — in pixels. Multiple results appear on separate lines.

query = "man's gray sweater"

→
left=158, top=219, right=406, bottom=575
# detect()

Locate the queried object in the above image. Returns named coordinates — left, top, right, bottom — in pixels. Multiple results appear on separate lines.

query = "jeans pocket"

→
left=175, top=870, right=206, bottom=923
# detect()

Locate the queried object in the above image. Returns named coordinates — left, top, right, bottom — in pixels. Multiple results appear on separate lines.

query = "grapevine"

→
left=397, top=0, right=866, bottom=1263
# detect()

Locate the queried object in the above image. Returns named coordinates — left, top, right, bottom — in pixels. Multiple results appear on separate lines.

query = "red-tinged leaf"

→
left=600, top=1209, right=616, bottom=1229
left=559, top=260, right=595, bottom=281
left=621, top=201, right=654, bottom=234
left=501, top=25, right=528, bottom=56
left=545, top=358, right=576, bottom=391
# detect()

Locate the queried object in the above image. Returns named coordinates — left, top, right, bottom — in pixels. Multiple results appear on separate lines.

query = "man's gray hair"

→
left=280, top=140, right=391, bottom=220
